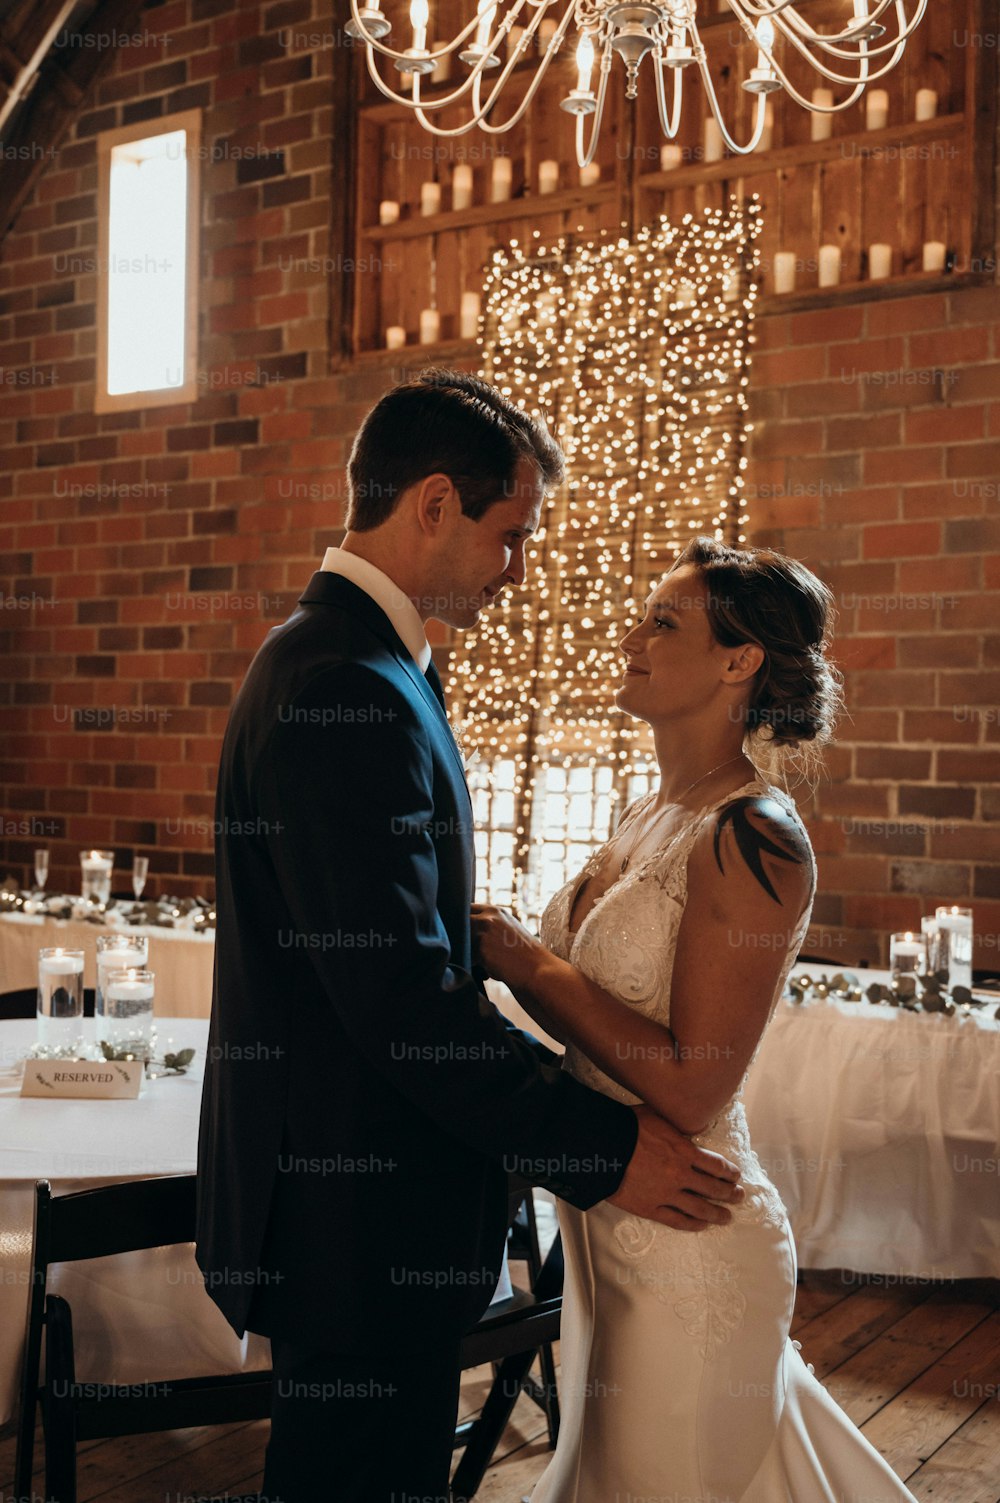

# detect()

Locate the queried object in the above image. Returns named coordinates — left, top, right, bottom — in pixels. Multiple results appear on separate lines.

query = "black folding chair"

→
left=0, top=988, right=96, bottom=1020
left=15, top=1175, right=562, bottom=1503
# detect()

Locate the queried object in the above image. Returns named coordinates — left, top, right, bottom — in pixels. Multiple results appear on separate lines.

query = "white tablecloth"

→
left=0, top=912, right=215, bottom=1018
left=742, top=963, right=1000, bottom=1280
left=491, top=966, right=1000, bottom=1280
left=0, top=1017, right=266, bottom=1429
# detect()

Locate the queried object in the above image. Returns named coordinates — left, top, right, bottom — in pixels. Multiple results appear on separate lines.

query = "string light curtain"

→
left=449, top=199, right=762, bottom=912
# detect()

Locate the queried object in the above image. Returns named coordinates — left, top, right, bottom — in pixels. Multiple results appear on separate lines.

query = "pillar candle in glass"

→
left=922, top=241, right=947, bottom=273
left=96, top=932, right=149, bottom=1033
left=37, top=948, right=85, bottom=1055
left=868, top=243, right=892, bottom=280
left=773, top=252, right=796, bottom=294
left=452, top=163, right=473, bottom=211
left=420, top=180, right=441, bottom=217
left=491, top=156, right=512, bottom=202
left=80, top=849, right=114, bottom=905
left=811, top=88, right=833, bottom=140
left=934, top=906, right=973, bottom=992
left=460, top=291, right=481, bottom=340
left=866, top=89, right=889, bottom=130
left=921, top=915, right=941, bottom=974
left=890, top=931, right=923, bottom=985
left=103, top=966, right=156, bottom=1059
left=915, top=88, right=937, bottom=121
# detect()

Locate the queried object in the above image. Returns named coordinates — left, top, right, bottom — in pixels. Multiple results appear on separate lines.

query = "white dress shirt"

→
left=320, top=546, right=431, bottom=672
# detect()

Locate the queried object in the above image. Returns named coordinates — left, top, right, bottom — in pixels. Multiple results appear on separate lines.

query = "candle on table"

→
left=703, top=116, right=724, bottom=162
left=538, top=159, right=559, bottom=194
left=420, top=180, right=441, bottom=216
left=866, top=89, right=889, bottom=130
left=106, top=977, right=155, bottom=1003
left=460, top=291, right=480, bottom=339
left=890, top=932, right=923, bottom=974
left=773, top=251, right=796, bottom=294
left=818, top=244, right=842, bottom=287
left=922, top=240, right=947, bottom=272
left=491, top=156, right=512, bottom=202
left=811, top=87, right=833, bottom=140
left=419, top=307, right=440, bottom=344
left=379, top=199, right=400, bottom=225
left=915, top=88, right=937, bottom=122
left=452, top=163, right=473, bottom=211
left=868, top=242, right=892, bottom=279
left=38, top=952, right=84, bottom=976
left=935, top=905, right=973, bottom=990
left=385, top=325, right=406, bottom=349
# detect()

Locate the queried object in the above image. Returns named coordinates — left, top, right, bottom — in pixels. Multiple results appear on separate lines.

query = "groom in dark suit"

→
left=196, top=369, right=743, bottom=1501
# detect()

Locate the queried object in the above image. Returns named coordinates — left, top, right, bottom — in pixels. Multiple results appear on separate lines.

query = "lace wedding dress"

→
left=532, top=777, right=917, bottom=1503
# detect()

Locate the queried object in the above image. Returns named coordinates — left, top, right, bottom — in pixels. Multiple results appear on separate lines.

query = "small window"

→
left=95, top=109, right=201, bottom=413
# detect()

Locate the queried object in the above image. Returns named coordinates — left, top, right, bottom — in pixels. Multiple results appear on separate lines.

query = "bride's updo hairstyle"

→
left=671, top=536, right=844, bottom=783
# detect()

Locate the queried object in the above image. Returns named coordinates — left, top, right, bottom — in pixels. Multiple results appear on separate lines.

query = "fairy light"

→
left=447, top=201, right=762, bottom=907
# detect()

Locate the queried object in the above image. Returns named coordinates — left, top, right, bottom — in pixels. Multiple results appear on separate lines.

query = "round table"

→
left=0, top=1017, right=268, bottom=1429
left=0, top=912, right=215, bottom=1018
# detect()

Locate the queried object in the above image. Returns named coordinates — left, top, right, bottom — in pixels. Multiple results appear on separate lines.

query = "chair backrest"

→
left=33, top=1174, right=198, bottom=1269
left=0, top=987, right=97, bottom=1019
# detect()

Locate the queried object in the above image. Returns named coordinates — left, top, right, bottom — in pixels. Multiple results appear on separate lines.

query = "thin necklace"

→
left=618, top=755, right=750, bottom=874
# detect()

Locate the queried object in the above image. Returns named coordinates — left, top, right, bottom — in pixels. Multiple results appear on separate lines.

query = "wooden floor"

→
left=2, top=1271, right=998, bottom=1503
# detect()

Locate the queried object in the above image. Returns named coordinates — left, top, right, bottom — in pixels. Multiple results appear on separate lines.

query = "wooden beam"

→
left=0, top=0, right=78, bottom=134
left=0, top=0, right=149, bottom=246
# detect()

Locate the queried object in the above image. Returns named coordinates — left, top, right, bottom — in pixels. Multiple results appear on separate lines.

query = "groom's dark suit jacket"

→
left=195, top=571, right=638, bottom=1349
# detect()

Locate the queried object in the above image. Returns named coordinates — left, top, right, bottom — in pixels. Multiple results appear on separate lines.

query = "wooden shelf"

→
left=361, top=182, right=618, bottom=241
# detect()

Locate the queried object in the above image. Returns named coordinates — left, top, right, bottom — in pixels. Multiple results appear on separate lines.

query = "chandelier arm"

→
left=463, top=4, right=581, bottom=135
left=694, top=45, right=768, bottom=156
left=362, top=38, right=509, bottom=114
left=730, top=0, right=899, bottom=31
left=575, top=54, right=613, bottom=168
left=763, top=0, right=927, bottom=57
left=653, top=48, right=684, bottom=141
left=797, top=2, right=928, bottom=62
left=761, top=21, right=912, bottom=96
left=348, top=0, right=481, bottom=60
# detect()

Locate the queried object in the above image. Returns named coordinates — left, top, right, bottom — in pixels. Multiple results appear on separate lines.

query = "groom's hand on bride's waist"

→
left=606, top=1104, right=745, bottom=1231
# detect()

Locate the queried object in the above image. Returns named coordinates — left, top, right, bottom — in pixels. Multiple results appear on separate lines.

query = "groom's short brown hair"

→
left=345, top=367, right=564, bottom=531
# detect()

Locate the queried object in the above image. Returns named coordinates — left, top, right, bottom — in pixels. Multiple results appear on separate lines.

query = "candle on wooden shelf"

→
left=703, top=116, right=724, bottom=162
left=538, top=159, right=559, bottom=194
left=915, top=88, right=938, bottom=121
left=507, top=25, right=524, bottom=59
left=430, top=42, right=451, bottom=82
left=419, top=308, right=440, bottom=344
left=452, top=163, right=473, bottom=211
left=420, top=180, right=441, bottom=216
left=811, top=88, right=833, bottom=140
left=491, top=156, right=512, bottom=202
left=579, top=161, right=601, bottom=188
left=660, top=143, right=683, bottom=171
left=379, top=199, right=400, bottom=225
left=759, top=101, right=774, bottom=152
left=922, top=240, right=947, bottom=272
left=460, top=291, right=481, bottom=340
left=773, top=251, right=796, bottom=294
left=722, top=268, right=740, bottom=303
left=385, top=325, right=406, bottom=350
left=818, top=244, right=842, bottom=287
left=868, top=242, right=892, bottom=279
left=538, top=17, right=557, bottom=47
left=866, top=89, right=889, bottom=130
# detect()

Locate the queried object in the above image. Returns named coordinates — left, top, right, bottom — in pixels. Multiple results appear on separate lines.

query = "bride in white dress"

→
left=472, top=537, right=917, bottom=1503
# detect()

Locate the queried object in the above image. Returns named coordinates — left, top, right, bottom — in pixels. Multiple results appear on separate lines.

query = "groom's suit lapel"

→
left=298, top=571, right=472, bottom=801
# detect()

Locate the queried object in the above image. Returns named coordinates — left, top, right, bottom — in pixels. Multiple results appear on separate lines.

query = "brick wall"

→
left=1, top=0, right=999, bottom=971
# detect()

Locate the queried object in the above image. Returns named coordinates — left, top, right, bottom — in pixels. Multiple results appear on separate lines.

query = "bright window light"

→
left=106, top=130, right=188, bottom=395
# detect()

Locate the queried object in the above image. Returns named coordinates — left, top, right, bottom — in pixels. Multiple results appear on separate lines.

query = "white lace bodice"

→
left=540, top=777, right=816, bottom=1218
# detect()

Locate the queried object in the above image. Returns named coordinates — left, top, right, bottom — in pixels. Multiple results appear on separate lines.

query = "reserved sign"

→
left=21, top=1059, right=144, bottom=1099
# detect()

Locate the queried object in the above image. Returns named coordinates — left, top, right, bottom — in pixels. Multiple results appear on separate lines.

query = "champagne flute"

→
left=132, top=855, right=149, bottom=901
left=34, top=849, right=49, bottom=892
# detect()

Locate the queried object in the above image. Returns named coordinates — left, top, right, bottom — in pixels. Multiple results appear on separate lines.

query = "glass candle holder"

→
left=37, top=947, right=85, bottom=1056
left=102, top=966, right=156, bottom=1060
left=889, top=931, right=923, bottom=985
left=80, top=849, right=114, bottom=906
left=934, top=906, right=973, bottom=992
left=96, top=933, right=149, bottom=1031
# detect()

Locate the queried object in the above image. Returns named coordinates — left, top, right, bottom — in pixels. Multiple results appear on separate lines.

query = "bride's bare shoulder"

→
left=687, top=791, right=813, bottom=911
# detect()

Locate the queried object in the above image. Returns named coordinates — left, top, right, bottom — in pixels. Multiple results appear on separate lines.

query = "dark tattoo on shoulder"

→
left=712, top=797, right=805, bottom=904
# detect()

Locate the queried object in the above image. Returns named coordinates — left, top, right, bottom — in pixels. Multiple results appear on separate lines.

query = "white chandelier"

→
left=347, top=1, right=928, bottom=166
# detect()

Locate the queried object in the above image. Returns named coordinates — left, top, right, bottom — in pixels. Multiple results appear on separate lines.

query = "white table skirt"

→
left=0, top=912, right=215, bottom=1019
left=490, top=965, right=1000, bottom=1281
left=0, top=1017, right=267, bottom=1429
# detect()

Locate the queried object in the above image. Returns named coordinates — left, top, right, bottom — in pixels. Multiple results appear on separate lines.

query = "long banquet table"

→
left=0, top=911, right=215, bottom=1018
